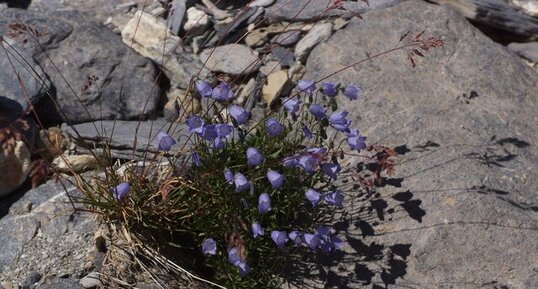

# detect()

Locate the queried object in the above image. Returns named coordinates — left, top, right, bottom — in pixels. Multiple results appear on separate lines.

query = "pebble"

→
left=259, top=61, right=282, bottom=76
left=79, top=272, right=101, bottom=288
left=270, top=30, right=301, bottom=46
left=262, top=70, right=290, bottom=105
left=200, top=44, right=261, bottom=75
left=167, top=0, right=187, bottom=35
left=295, top=22, right=333, bottom=63
left=183, top=7, right=210, bottom=36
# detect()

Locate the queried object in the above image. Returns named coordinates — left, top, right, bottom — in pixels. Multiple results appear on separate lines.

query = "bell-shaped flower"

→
left=283, top=155, right=299, bottom=168
left=324, top=191, right=344, bottom=208
left=343, top=85, right=361, bottom=100
left=186, top=115, right=205, bottom=134
left=258, top=193, right=272, bottom=213
left=191, top=152, right=201, bottom=166
left=347, top=129, right=367, bottom=151
left=216, top=123, right=233, bottom=138
left=246, top=147, right=264, bottom=167
left=265, top=118, right=284, bottom=137
left=307, top=147, right=328, bottom=156
left=305, top=188, right=321, bottom=207
left=224, top=169, right=234, bottom=184
left=228, top=247, right=241, bottom=265
left=308, top=104, right=327, bottom=119
left=229, top=105, right=250, bottom=125
left=271, top=230, right=289, bottom=248
left=303, top=233, right=321, bottom=250
left=329, top=111, right=351, bottom=133
left=297, top=79, right=315, bottom=94
left=298, top=155, right=318, bottom=174
left=211, top=82, right=234, bottom=101
left=251, top=222, right=264, bottom=238
left=196, top=79, right=213, bottom=97
left=320, top=239, right=333, bottom=253
left=154, top=131, right=176, bottom=151
left=315, top=226, right=332, bottom=241
left=111, top=182, right=130, bottom=200
left=202, top=238, right=217, bottom=255
left=234, top=173, right=250, bottom=193
left=288, top=231, right=303, bottom=246
left=283, top=97, right=301, bottom=119
left=267, top=169, right=285, bottom=189
left=321, top=162, right=341, bottom=180
left=200, top=124, right=218, bottom=142
left=321, top=81, right=337, bottom=97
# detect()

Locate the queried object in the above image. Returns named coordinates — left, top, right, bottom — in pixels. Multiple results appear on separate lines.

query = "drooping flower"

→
left=229, top=105, right=250, bottom=125
left=271, top=231, right=289, bottom=248
left=111, top=182, right=130, bottom=200
left=321, top=81, right=337, bottom=97
left=343, top=85, right=361, bottom=100
left=228, top=247, right=241, bottom=265
left=191, top=152, right=201, bottom=166
left=283, top=97, right=301, bottom=119
left=321, top=162, right=341, bottom=180
left=224, top=169, right=234, bottom=184
left=201, top=124, right=218, bottom=142
left=307, top=147, right=328, bottom=156
left=305, top=188, right=321, bottom=207
left=288, top=231, right=303, bottom=246
left=303, top=233, right=321, bottom=250
left=298, top=155, right=318, bottom=174
left=196, top=79, right=213, bottom=97
left=154, top=131, right=176, bottom=151
left=324, top=191, right=344, bottom=208
left=246, top=147, right=264, bottom=167
left=297, top=79, right=315, bottom=94
left=211, top=82, right=234, bottom=101
left=252, top=222, right=264, bottom=238
left=186, top=115, right=205, bottom=134
left=202, top=238, right=217, bottom=255
left=216, top=123, right=234, bottom=138
left=347, top=129, right=367, bottom=151
left=234, top=173, right=250, bottom=193
left=265, top=118, right=284, bottom=137
left=308, top=104, right=327, bottom=119
left=211, top=138, right=225, bottom=149
left=258, top=193, right=272, bottom=213
left=315, top=226, right=332, bottom=241
left=283, top=155, right=299, bottom=168
left=302, top=125, right=313, bottom=139
left=329, top=111, right=351, bottom=133
left=267, top=169, right=285, bottom=189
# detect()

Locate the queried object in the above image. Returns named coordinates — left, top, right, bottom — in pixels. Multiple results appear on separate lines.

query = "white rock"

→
left=183, top=7, right=210, bottom=36
left=0, top=140, right=31, bottom=198
left=295, top=22, right=333, bottom=63
left=52, top=154, right=99, bottom=173
left=262, top=70, right=289, bottom=105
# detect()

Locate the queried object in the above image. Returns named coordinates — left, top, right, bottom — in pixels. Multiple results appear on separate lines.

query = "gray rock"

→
left=200, top=44, right=261, bottom=75
left=295, top=22, right=332, bottom=63
left=508, top=41, right=538, bottom=63
left=0, top=8, right=160, bottom=124
left=168, top=0, right=187, bottom=35
left=266, top=0, right=405, bottom=22
left=271, top=46, right=295, bottom=67
left=21, top=270, right=42, bottom=289
left=0, top=215, right=39, bottom=273
left=270, top=30, right=301, bottom=46
left=305, top=0, right=538, bottom=288
left=0, top=43, right=51, bottom=111
left=248, top=0, right=275, bottom=7
left=40, top=278, right=84, bottom=289
left=78, top=272, right=100, bottom=288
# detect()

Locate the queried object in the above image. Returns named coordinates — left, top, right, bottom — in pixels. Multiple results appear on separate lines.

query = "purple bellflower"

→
left=303, top=233, right=321, bottom=250
left=252, top=222, right=264, bottom=238
left=246, top=147, right=264, bottom=167
left=186, top=115, right=205, bottom=135
left=267, top=169, right=285, bottom=189
left=229, top=105, right=250, bottom=125
left=302, top=125, right=313, bottom=139
left=321, top=81, right=337, bottom=97
left=305, top=188, right=321, bottom=207
left=283, top=98, right=301, bottom=119
left=196, top=80, right=213, bottom=97
left=191, top=152, right=201, bottom=166
left=265, top=118, right=284, bottom=137
left=234, top=173, right=250, bottom=193
left=321, top=162, right=341, bottom=180
left=309, top=104, right=327, bottom=119
left=324, top=191, right=344, bottom=208
left=211, top=82, right=234, bottom=101
left=202, top=238, right=217, bottom=255
left=297, top=79, right=315, bottom=94
left=343, top=85, right=361, bottom=100
left=154, top=131, right=176, bottom=151
left=111, top=182, right=130, bottom=200
left=216, top=123, right=233, bottom=138
left=288, top=231, right=304, bottom=246
left=347, top=129, right=367, bottom=151
left=329, top=111, right=351, bottom=133
left=271, top=231, right=289, bottom=248
left=258, top=193, right=272, bottom=213
left=224, top=169, right=234, bottom=184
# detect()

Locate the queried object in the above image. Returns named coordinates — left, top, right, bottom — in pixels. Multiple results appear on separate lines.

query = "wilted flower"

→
left=196, top=79, right=212, bottom=97
left=288, top=231, right=303, bottom=245
left=321, top=162, right=341, bottom=180
left=211, top=82, right=234, bottom=101
left=329, top=111, right=351, bottom=133
left=305, top=188, right=321, bottom=207
left=224, top=169, right=234, bottom=184
left=347, top=129, right=367, bottom=151
left=186, top=115, right=205, bottom=134
left=234, top=173, right=250, bottom=193
left=258, top=193, right=272, bottom=213
left=111, top=182, right=130, bottom=200
left=252, top=222, right=264, bottom=238
left=191, top=152, right=201, bottom=166
left=247, top=147, right=264, bottom=167
left=344, top=85, right=361, bottom=100
left=229, top=105, right=250, bottom=125
left=303, top=233, right=321, bottom=250
left=154, top=131, right=176, bottom=151
left=302, top=125, right=313, bottom=139
left=321, top=81, right=337, bottom=97
left=324, top=191, right=344, bottom=208
left=297, top=79, right=315, bottom=94
left=283, top=98, right=301, bottom=119
left=271, top=231, right=288, bottom=248
left=265, top=118, right=284, bottom=137
left=309, top=104, right=327, bottom=119
left=267, top=169, right=285, bottom=189
left=202, top=238, right=217, bottom=255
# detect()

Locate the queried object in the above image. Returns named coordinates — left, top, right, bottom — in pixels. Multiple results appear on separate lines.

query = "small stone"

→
left=270, top=30, right=301, bottom=46
left=333, top=17, right=350, bottom=30
left=295, top=22, right=333, bottom=63
left=200, top=0, right=230, bottom=20
left=245, top=29, right=270, bottom=47
left=236, top=78, right=257, bottom=105
left=183, top=7, right=210, bottom=36
left=79, top=272, right=100, bottom=288
left=167, top=0, right=187, bottom=35
left=52, top=155, right=99, bottom=174
left=200, top=44, right=261, bottom=75
left=271, top=46, right=295, bottom=67
left=249, top=0, right=275, bottom=7
left=260, top=61, right=282, bottom=76
left=0, top=140, right=31, bottom=198
left=262, top=70, right=290, bottom=105
left=20, top=270, right=41, bottom=289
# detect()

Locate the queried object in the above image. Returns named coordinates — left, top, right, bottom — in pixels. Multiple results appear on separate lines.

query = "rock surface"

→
left=304, top=1, right=538, bottom=288
left=200, top=44, right=261, bottom=75
left=295, top=22, right=332, bottom=63
left=0, top=8, right=160, bottom=124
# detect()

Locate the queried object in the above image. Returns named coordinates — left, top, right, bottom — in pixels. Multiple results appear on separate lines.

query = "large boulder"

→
left=304, top=0, right=538, bottom=288
left=0, top=8, right=160, bottom=124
